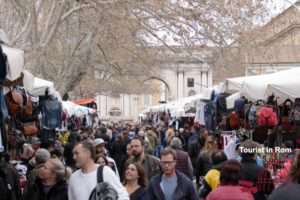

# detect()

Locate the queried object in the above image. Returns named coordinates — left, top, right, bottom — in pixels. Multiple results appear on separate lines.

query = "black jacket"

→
left=145, top=171, right=198, bottom=200
left=268, top=182, right=300, bottom=200
left=23, top=178, right=68, bottom=200
left=130, top=187, right=146, bottom=200
left=0, top=161, right=22, bottom=200
left=241, top=158, right=274, bottom=200
left=195, top=151, right=213, bottom=187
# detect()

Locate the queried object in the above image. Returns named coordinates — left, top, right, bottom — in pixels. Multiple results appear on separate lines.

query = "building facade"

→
left=242, top=1, right=300, bottom=75
left=96, top=47, right=213, bottom=120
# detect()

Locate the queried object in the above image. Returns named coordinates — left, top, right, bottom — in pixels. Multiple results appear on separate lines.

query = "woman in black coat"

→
left=23, top=158, right=68, bottom=200
left=123, top=162, right=147, bottom=200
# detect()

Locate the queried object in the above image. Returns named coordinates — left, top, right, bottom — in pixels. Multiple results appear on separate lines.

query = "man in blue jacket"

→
left=146, top=147, right=198, bottom=200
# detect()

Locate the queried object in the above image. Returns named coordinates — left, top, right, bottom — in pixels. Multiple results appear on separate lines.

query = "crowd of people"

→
left=1, top=120, right=300, bottom=200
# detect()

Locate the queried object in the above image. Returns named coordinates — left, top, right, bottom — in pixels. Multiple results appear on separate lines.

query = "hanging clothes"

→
left=40, top=96, right=62, bottom=129
left=195, top=101, right=206, bottom=126
left=204, top=101, right=216, bottom=131
left=0, top=128, right=4, bottom=152
left=223, top=133, right=240, bottom=161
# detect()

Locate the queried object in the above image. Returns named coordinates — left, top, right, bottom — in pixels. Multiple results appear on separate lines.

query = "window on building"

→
left=187, top=78, right=194, bottom=87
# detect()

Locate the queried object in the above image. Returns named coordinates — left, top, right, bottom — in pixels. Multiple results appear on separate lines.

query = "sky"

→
left=270, top=0, right=298, bottom=15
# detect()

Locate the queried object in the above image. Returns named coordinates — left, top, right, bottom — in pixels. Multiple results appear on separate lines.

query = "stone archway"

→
left=143, top=76, right=171, bottom=102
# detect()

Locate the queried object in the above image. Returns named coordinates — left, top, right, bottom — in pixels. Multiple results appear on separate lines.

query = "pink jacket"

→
left=206, top=185, right=254, bottom=200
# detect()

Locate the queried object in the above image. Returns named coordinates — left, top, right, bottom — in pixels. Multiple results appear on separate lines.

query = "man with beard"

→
left=127, top=137, right=160, bottom=182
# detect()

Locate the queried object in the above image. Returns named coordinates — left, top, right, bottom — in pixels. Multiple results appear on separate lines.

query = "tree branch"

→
left=40, top=0, right=57, bottom=43
left=11, top=14, right=31, bottom=45
left=41, top=0, right=67, bottom=47
left=61, top=3, right=96, bottom=22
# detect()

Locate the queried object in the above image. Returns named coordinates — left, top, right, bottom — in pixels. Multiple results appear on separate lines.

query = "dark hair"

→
left=77, top=140, right=96, bottom=161
left=160, top=147, right=177, bottom=160
left=212, top=151, right=227, bottom=166
left=97, top=155, right=109, bottom=165
left=131, top=137, right=145, bottom=146
left=284, top=140, right=295, bottom=149
left=51, top=149, right=63, bottom=158
left=124, top=162, right=148, bottom=187
left=220, top=160, right=242, bottom=185
left=68, top=132, right=81, bottom=144
left=289, top=152, right=300, bottom=183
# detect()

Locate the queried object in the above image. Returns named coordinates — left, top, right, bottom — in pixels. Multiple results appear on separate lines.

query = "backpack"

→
left=89, top=166, right=118, bottom=200
left=0, top=45, right=7, bottom=82
left=229, top=112, right=240, bottom=130
left=257, top=106, right=278, bottom=127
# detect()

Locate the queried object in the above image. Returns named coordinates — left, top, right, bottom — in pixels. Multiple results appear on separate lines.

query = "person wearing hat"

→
left=199, top=151, right=227, bottom=199
left=94, top=138, right=120, bottom=179
left=169, top=137, right=193, bottom=180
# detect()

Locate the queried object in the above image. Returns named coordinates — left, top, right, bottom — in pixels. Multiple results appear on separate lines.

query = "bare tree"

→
left=0, top=0, right=270, bottom=97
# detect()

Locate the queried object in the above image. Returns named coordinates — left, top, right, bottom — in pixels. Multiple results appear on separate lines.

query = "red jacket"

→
left=206, top=185, right=254, bottom=200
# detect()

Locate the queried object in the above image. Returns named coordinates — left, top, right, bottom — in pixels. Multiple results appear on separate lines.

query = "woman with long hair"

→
left=123, top=162, right=147, bottom=200
left=196, top=135, right=218, bottom=188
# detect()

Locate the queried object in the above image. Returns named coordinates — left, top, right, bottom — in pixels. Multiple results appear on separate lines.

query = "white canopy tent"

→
left=2, top=45, right=24, bottom=81
left=29, top=77, right=61, bottom=100
left=265, top=80, right=300, bottom=103
left=62, top=101, right=95, bottom=117
left=225, top=68, right=300, bottom=103
left=142, top=88, right=213, bottom=117
left=30, top=77, right=55, bottom=96
left=23, top=70, right=34, bottom=92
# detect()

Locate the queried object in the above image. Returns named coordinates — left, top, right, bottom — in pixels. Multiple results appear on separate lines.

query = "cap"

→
left=94, top=138, right=106, bottom=146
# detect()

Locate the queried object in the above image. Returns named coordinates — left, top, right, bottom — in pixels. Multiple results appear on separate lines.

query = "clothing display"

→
left=40, top=96, right=62, bottom=129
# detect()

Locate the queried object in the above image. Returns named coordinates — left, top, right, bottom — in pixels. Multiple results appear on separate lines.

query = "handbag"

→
left=21, top=121, right=38, bottom=136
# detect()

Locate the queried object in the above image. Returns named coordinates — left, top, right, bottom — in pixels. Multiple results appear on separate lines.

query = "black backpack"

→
left=0, top=45, right=7, bottom=82
left=89, top=166, right=118, bottom=200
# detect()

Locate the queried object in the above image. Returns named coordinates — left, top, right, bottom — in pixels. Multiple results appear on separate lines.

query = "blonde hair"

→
left=166, top=128, right=175, bottom=145
left=203, top=135, right=218, bottom=153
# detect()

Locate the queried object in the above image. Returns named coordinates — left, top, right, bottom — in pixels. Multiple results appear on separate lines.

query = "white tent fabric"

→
left=23, top=70, right=34, bottom=92
left=265, top=80, right=300, bottom=103
left=30, top=77, right=55, bottom=96
left=226, top=76, right=249, bottom=91
left=143, top=90, right=213, bottom=117
left=225, top=68, right=300, bottom=102
left=29, top=77, right=62, bottom=101
left=62, top=101, right=95, bottom=117
left=2, top=45, right=24, bottom=81
left=226, top=92, right=241, bottom=109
